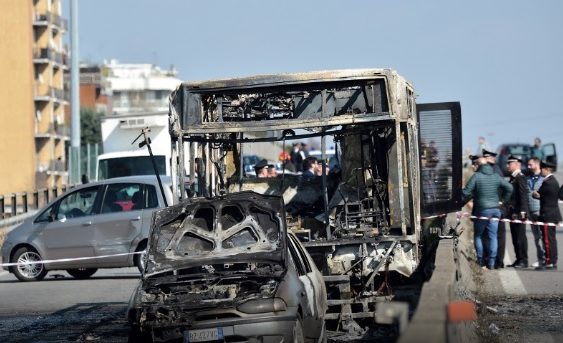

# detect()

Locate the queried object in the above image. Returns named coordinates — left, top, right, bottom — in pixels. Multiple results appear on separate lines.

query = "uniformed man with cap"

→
left=505, top=155, right=530, bottom=268
left=469, top=154, right=483, bottom=172
left=254, top=159, right=270, bottom=178
left=532, top=160, right=561, bottom=270
left=482, top=149, right=504, bottom=177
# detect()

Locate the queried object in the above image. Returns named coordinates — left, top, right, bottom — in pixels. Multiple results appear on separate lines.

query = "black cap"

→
left=482, top=149, right=497, bottom=158
left=254, top=159, right=269, bottom=171
left=506, top=155, right=522, bottom=163
left=540, top=160, right=557, bottom=169
left=469, top=154, right=481, bottom=161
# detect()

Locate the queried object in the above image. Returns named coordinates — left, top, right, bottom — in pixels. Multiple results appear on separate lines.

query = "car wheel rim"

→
left=17, top=251, right=44, bottom=278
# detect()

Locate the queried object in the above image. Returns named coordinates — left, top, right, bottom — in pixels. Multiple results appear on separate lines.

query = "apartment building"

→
left=105, top=59, right=180, bottom=115
left=78, top=64, right=111, bottom=114
left=0, top=0, right=69, bottom=196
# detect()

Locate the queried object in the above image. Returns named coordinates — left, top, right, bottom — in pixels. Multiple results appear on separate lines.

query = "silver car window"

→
left=35, top=204, right=55, bottom=223
left=145, top=185, right=159, bottom=209
left=57, top=187, right=100, bottom=220
left=101, top=183, right=142, bottom=213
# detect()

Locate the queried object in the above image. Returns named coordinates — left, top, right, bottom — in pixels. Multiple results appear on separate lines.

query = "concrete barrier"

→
left=399, top=225, right=478, bottom=343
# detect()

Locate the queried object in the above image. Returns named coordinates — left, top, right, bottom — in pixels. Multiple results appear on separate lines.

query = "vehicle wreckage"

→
left=128, top=192, right=327, bottom=342
left=133, top=69, right=463, bottom=338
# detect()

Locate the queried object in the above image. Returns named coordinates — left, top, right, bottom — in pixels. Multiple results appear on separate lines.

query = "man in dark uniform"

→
left=533, top=160, right=561, bottom=270
left=505, top=155, right=530, bottom=268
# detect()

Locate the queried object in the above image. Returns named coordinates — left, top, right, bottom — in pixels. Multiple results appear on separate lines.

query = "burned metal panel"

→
left=417, top=102, right=463, bottom=216
left=171, top=70, right=398, bottom=135
left=145, top=192, right=287, bottom=276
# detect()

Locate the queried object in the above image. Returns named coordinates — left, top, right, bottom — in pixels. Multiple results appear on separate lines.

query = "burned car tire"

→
left=134, top=241, right=147, bottom=274
left=12, top=247, right=47, bottom=282
left=67, top=268, right=98, bottom=279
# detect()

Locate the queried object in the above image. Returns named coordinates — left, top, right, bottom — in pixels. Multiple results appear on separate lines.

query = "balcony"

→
left=33, top=12, right=67, bottom=31
left=37, top=159, right=67, bottom=175
left=33, top=47, right=68, bottom=68
left=35, top=123, right=70, bottom=140
left=33, top=12, right=51, bottom=27
left=34, top=83, right=69, bottom=103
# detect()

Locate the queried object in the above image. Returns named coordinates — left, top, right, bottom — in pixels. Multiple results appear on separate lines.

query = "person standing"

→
left=290, top=143, right=304, bottom=172
left=532, top=137, right=544, bottom=160
left=527, top=157, right=545, bottom=267
left=476, top=136, right=490, bottom=157
left=505, top=156, right=530, bottom=268
left=302, top=156, right=318, bottom=178
left=253, top=159, right=270, bottom=178
left=482, top=149, right=504, bottom=177
left=482, top=149, right=508, bottom=267
left=463, top=162, right=513, bottom=270
left=532, top=160, right=561, bottom=270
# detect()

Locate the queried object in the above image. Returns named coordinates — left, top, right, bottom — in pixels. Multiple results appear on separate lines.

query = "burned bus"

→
left=165, top=69, right=462, bottom=334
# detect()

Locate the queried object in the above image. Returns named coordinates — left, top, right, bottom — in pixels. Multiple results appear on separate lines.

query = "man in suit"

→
left=532, top=160, right=561, bottom=270
left=505, top=155, right=530, bottom=268
left=302, top=157, right=318, bottom=178
left=527, top=157, right=545, bottom=267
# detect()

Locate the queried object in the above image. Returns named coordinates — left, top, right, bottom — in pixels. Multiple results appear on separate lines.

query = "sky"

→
left=66, top=0, right=563, bottom=155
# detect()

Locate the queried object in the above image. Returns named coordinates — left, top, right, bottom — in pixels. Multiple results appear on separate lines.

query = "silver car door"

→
left=287, top=235, right=318, bottom=331
left=137, top=183, right=162, bottom=239
left=41, top=186, right=101, bottom=267
left=93, top=183, right=143, bottom=265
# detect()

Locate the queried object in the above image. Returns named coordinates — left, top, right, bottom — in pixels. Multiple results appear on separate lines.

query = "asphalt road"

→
left=474, top=172, right=563, bottom=342
left=0, top=267, right=139, bottom=342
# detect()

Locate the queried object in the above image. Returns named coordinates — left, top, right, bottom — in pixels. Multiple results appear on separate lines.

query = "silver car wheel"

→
left=17, top=251, right=44, bottom=279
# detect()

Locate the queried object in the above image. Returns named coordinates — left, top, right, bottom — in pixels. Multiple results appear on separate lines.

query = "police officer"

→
left=505, top=155, right=530, bottom=268
left=532, top=160, right=561, bottom=270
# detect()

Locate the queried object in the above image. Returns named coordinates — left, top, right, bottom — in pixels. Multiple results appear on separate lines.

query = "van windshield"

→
left=98, top=156, right=166, bottom=180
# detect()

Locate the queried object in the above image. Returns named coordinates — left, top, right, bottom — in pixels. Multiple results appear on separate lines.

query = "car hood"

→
left=145, top=191, right=287, bottom=276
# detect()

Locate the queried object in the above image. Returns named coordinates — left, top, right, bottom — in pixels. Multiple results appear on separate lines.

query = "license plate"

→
left=184, top=328, right=224, bottom=342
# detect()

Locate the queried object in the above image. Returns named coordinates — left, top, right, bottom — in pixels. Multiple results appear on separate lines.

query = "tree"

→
left=80, top=108, right=103, bottom=145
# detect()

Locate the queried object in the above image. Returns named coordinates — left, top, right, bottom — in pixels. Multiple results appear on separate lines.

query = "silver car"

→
left=1, top=175, right=174, bottom=282
left=127, top=192, right=328, bottom=342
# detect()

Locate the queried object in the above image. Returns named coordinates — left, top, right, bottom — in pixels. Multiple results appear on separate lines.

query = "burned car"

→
left=127, top=192, right=327, bottom=342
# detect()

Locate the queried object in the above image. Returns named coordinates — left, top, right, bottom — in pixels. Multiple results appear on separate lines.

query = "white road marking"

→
left=498, top=249, right=528, bottom=295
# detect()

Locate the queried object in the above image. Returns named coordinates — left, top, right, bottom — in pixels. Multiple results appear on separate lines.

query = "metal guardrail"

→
left=0, top=185, right=73, bottom=224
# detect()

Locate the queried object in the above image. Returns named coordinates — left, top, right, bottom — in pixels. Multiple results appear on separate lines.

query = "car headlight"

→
left=237, top=298, right=287, bottom=314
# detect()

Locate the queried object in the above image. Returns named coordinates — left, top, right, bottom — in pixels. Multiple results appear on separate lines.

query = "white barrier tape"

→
left=457, top=212, right=563, bottom=227
left=0, top=251, right=143, bottom=268
left=422, top=211, right=563, bottom=228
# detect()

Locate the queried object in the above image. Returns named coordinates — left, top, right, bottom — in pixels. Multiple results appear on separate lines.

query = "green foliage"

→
left=80, top=108, right=103, bottom=144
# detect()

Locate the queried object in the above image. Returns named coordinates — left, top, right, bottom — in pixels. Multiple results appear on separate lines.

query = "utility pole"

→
left=70, top=0, right=80, bottom=183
